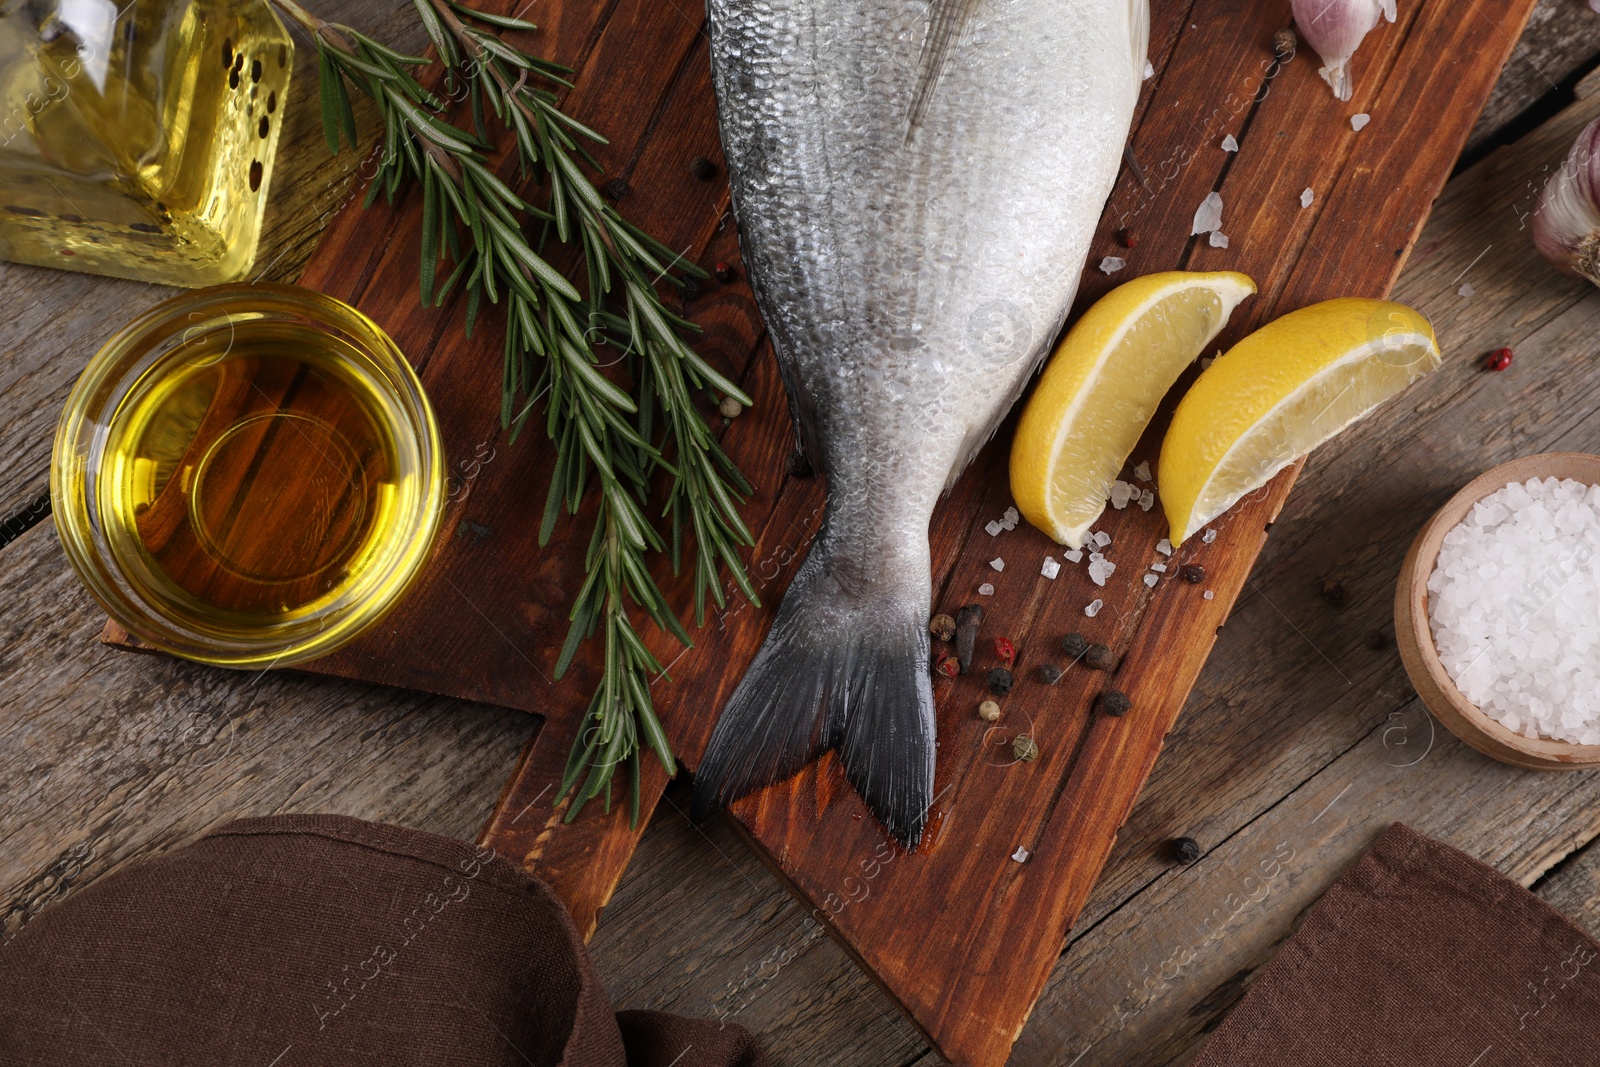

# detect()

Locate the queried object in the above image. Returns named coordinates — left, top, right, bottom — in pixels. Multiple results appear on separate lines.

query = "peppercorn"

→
left=987, top=668, right=1013, bottom=696
left=994, top=637, right=1017, bottom=669
left=1172, top=836, right=1201, bottom=864
left=1272, top=27, right=1296, bottom=62
left=1096, top=689, right=1132, bottom=717
left=1180, top=564, right=1205, bottom=584
left=929, top=613, right=957, bottom=642
left=1484, top=346, right=1513, bottom=372
left=1366, top=630, right=1391, bottom=651
left=1115, top=226, right=1137, bottom=249
left=955, top=605, right=983, bottom=673
left=689, top=155, right=716, bottom=180
left=936, top=655, right=960, bottom=678
left=1319, top=579, right=1346, bottom=607
left=604, top=178, right=630, bottom=200
left=714, top=261, right=736, bottom=283
left=786, top=449, right=814, bottom=478
left=1036, top=663, right=1062, bottom=685
left=718, top=396, right=743, bottom=419
left=1083, top=643, right=1117, bottom=672
left=1012, top=734, right=1039, bottom=762
left=978, top=699, right=1001, bottom=722
left=1061, top=632, right=1090, bottom=659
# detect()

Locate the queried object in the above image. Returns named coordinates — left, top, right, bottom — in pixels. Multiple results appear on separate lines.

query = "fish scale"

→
left=693, top=0, right=1147, bottom=846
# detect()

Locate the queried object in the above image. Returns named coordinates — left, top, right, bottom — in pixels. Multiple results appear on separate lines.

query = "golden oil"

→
left=0, top=0, right=292, bottom=286
left=54, top=285, right=444, bottom=667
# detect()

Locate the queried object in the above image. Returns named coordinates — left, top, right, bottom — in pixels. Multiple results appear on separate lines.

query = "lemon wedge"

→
left=1011, top=271, right=1256, bottom=548
left=1159, top=297, right=1440, bottom=545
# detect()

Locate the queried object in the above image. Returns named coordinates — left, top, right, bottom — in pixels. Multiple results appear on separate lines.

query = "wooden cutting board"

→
left=106, top=0, right=1538, bottom=1062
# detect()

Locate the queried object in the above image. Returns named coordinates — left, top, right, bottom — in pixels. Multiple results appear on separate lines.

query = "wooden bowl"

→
left=1395, top=452, right=1600, bottom=769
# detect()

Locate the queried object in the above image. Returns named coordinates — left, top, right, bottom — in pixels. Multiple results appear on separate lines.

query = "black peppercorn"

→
left=1083, top=643, right=1117, bottom=672
left=1319, top=579, right=1346, bottom=607
left=714, top=261, right=736, bottom=283
left=604, top=178, right=630, bottom=200
left=1036, top=663, right=1062, bottom=685
left=1061, top=632, right=1090, bottom=658
left=955, top=605, right=983, bottom=674
left=1173, top=836, right=1201, bottom=864
left=1096, top=689, right=1132, bottom=717
left=1181, top=564, right=1205, bottom=584
left=689, top=155, right=716, bottom=180
left=987, top=668, right=1013, bottom=696
left=1272, top=27, right=1296, bottom=62
left=786, top=449, right=814, bottom=479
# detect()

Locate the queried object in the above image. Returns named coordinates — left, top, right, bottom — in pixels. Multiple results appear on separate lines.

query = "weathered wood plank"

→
left=0, top=519, right=534, bottom=941
left=1464, top=0, right=1600, bottom=157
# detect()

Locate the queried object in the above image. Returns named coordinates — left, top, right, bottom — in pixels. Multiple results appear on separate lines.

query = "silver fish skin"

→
left=693, top=0, right=1148, bottom=846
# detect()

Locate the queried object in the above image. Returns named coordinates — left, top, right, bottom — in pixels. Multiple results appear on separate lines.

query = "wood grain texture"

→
left=1464, top=0, right=1600, bottom=157
left=88, top=0, right=1543, bottom=1063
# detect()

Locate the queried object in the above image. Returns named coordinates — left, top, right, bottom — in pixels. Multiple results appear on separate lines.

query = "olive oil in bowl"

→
left=54, top=285, right=444, bottom=667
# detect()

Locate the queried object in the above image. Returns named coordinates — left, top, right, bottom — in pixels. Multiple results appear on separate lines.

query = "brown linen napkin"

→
left=0, top=814, right=766, bottom=1067
left=1194, top=822, right=1600, bottom=1067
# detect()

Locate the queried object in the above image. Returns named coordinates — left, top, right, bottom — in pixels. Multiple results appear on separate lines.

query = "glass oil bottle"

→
left=0, top=0, right=292, bottom=286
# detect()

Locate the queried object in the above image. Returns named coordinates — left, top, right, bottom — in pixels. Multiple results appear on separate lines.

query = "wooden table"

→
left=5, top=2, right=1600, bottom=1063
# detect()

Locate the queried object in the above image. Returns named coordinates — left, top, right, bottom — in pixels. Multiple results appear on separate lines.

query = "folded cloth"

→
left=0, top=814, right=766, bottom=1067
left=1194, top=822, right=1600, bottom=1067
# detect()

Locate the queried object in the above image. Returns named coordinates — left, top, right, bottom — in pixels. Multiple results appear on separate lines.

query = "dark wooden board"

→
left=102, top=0, right=1539, bottom=1063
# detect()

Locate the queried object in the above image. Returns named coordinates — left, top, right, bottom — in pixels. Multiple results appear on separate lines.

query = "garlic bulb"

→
left=1291, top=0, right=1397, bottom=101
left=1533, top=117, right=1600, bottom=285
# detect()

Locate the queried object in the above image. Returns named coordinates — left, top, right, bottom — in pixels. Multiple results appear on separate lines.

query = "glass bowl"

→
left=52, top=283, right=445, bottom=668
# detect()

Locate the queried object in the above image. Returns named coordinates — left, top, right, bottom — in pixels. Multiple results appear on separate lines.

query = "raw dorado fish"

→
left=693, top=0, right=1149, bottom=847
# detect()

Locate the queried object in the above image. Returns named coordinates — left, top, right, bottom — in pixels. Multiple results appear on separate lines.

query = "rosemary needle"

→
left=271, top=0, right=759, bottom=826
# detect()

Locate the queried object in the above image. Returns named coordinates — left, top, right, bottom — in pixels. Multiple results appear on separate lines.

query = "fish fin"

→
left=692, top=544, right=935, bottom=848
left=906, top=0, right=983, bottom=136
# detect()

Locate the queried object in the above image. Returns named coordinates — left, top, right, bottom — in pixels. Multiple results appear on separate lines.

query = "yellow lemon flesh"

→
left=1010, top=271, right=1256, bottom=548
left=1159, top=297, right=1440, bottom=545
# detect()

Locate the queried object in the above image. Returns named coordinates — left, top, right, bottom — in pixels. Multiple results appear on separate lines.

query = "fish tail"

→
left=691, top=541, right=936, bottom=849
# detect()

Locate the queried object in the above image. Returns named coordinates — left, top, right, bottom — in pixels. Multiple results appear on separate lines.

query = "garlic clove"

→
left=1291, top=0, right=1393, bottom=101
left=1533, top=117, right=1600, bottom=286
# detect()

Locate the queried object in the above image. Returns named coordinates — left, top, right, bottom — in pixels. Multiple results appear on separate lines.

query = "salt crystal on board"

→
left=1221, top=134, right=1239, bottom=152
left=1139, top=490, right=1156, bottom=511
left=1156, top=538, right=1173, bottom=556
left=1093, top=531, right=1112, bottom=549
left=1151, top=562, right=1167, bottom=573
left=1143, top=573, right=1158, bottom=588
left=1192, top=191, right=1224, bottom=235
left=1134, top=461, right=1152, bottom=482
left=1100, top=256, right=1126, bottom=274
left=1012, top=846, right=1031, bottom=862
left=1110, top=480, right=1134, bottom=509
left=990, top=557, right=1005, bottom=572
left=1351, top=113, right=1370, bottom=131
left=1204, top=590, right=1215, bottom=600
left=1458, top=283, right=1474, bottom=298
left=1202, top=528, right=1218, bottom=544
left=1209, top=231, right=1229, bottom=249
left=1300, top=188, right=1314, bottom=208
left=979, top=583, right=995, bottom=596
left=1042, top=556, right=1061, bottom=580
left=1143, top=59, right=1154, bottom=80
left=986, top=520, right=1004, bottom=536
left=1084, top=598, right=1104, bottom=617
left=1088, top=558, right=1115, bottom=586
left=1004, top=506, right=1019, bottom=525
left=1065, top=548, right=1084, bottom=563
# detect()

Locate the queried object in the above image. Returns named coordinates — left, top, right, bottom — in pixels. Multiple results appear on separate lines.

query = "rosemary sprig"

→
left=270, top=0, right=759, bottom=825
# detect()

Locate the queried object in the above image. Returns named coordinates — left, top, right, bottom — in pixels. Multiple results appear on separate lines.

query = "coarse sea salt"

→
left=1100, top=256, right=1126, bottom=274
left=1110, top=480, right=1134, bottom=509
left=1156, top=538, right=1173, bottom=556
left=1085, top=598, right=1104, bottom=617
left=986, top=520, right=1004, bottom=536
left=1351, top=113, right=1370, bottom=131
left=1192, top=191, right=1224, bottom=235
left=1134, top=460, right=1152, bottom=482
left=1088, top=557, right=1116, bottom=586
left=990, top=557, right=1005, bottom=572
left=1093, top=531, right=1112, bottom=549
left=1143, top=573, right=1158, bottom=588
left=1221, top=134, right=1239, bottom=152
left=1202, top=528, right=1218, bottom=544
left=1065, top=548, right=1084, bottom=563
left=979, top=582, right=995, bottom=596
left=1300, top=188, right=1314, bottom=208
left=1427, top=476, right=1600, bottom=744
left=1139, top=489, right=1156, bottom=511
left=1042, top=556, right=1061, bottom=580
left=1209, top=231, right=1229, bottom=249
